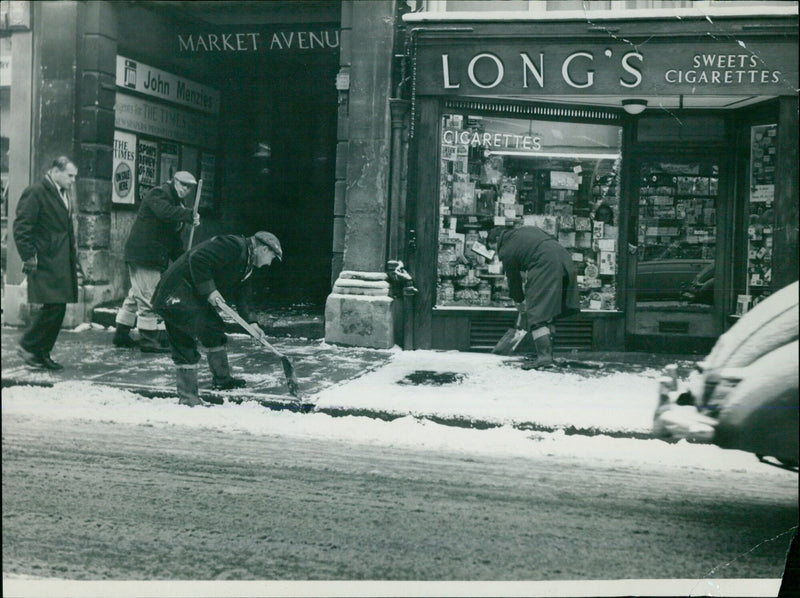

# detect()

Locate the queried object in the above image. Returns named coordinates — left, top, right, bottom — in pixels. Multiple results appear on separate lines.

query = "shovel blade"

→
left=491, top=328, right=528, bottom=355
left=280, top=356, right=301, bottom=398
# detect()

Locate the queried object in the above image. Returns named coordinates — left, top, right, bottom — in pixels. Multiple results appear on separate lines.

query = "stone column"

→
left=3, top=2, right=33, bottom=326
left=325, top=1, right=398, bottom=349
left=73, top=0, right=117, bottom=322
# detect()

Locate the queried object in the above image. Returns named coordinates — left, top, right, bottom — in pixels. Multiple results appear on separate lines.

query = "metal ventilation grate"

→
left=469, top=313, right=517, bottom=351
left=553, top=320, right=594, bottom=351
left=444, top=98, right=621, bottom=123
left=469, top=314, right=593, bottom=352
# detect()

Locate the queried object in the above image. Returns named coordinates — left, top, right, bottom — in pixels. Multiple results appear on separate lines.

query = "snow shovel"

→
left=491, top=310, right=529, bottom=355
left=214, top=299, right=301, bottom=398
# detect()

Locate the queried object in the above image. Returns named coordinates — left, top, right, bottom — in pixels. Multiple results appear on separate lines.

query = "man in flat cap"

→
left=112, top=171, right=200, bottom=353
left=152, top=231, right=283, bottom=406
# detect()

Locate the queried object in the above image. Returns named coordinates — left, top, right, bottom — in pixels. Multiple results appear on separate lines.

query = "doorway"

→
left=217, top=58, right=338, bottom=309
left=629, top=151, right=725, bottom=350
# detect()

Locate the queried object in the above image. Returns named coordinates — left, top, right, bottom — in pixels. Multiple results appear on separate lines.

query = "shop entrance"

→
left=629, top=150, right=725, bottom=349
left=216, top=57, right=338, bottom=309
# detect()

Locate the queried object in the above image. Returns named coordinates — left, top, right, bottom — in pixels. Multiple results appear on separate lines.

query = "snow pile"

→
left=2, top=379, right=788, bottom=475
left=313, top=350, right=662, bottom=433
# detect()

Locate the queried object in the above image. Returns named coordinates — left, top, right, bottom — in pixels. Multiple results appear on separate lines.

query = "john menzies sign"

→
left=414, top=39, right=798, bottom=96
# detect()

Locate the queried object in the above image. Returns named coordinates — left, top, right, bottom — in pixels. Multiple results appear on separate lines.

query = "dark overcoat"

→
left=497, top=226, right=580, bottom=328
left=13, top=176, right=79, bottom=304
left=152, top=235, right=256, bottom=335
left=124, top=182, right=194, bottom=270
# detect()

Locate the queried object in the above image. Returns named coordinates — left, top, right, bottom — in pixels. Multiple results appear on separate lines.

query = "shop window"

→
left=741, top=123, right=776, bottom=313
left=437, top=113, right=622, bottom=311
left=634, top=160, right=718, bottom=305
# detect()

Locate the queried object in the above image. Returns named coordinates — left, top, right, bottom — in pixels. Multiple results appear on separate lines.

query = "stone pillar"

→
left=3, top=2, right=33, bottom=326
left=73, top=0, right=117, bottom=321
left=325, top=0, right=398, bottom=349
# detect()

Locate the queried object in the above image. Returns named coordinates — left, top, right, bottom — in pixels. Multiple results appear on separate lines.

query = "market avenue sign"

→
left=416, top=40, right=798, bottom=96
left=176, top=28, right=340, bottom=53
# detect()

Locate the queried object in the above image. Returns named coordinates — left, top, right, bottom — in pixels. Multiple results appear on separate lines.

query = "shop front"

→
left=404, top=12, right=798, bottom=353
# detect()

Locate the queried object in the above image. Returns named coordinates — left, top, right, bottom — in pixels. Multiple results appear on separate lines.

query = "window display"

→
left=742, top=123, right=776, bottom=313
left=634, top=160, right=718, bottom=305
left=437, top=113, right=622, bottom=311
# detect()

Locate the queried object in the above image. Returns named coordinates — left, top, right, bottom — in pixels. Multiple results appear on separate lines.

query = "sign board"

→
left=116, top=55, right=220, bottom=114
left=136, top=138, right=158, bottom=202
left=175, top=26, right=340, bottom=54
left=112, top=131, right=137, bottom=205
left=115, top=93, right=217, bottom=148
left=415, top=38, right=798, bottom=96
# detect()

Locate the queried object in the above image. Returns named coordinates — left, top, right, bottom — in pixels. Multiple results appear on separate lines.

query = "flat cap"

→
left=253, top=231, right=282, bottom=261
left=173, top=171, right=197, bottom=185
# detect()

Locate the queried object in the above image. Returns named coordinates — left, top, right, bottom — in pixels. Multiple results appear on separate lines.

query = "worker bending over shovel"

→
left=152, top=231, right=282, bottom=406
left=487, top=226, right=580, bottom=369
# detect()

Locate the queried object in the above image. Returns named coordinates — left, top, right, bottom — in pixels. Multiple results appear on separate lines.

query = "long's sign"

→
left=415, top=39, right=798, bottom=96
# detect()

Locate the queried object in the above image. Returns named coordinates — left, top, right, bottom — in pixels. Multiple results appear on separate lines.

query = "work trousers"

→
left=115, top=264, right=164, bottom=331
left=163, top=305, right=227, bottom=366
left=20, top=303, right=67, bottom=356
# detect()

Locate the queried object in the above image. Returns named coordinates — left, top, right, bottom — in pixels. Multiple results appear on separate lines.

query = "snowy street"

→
left=3, top=373, right=797, bottom=589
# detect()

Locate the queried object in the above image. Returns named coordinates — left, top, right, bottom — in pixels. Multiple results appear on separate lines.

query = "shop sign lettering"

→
left=440, top=51, right=643, bottom=90
left=115, top=93, right=217, bottom=148
left=665, top=53, right=780, bottom=85
left=416, top=40, right=797, bottom=95
left=116, top=56, right=219, bottom=115
left=176, top=29, right=340, bottom=53
left=443, top=129, right=542, bottom=151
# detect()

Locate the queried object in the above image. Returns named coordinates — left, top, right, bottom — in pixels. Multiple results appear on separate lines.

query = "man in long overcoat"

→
left=488, top=225, right=580, bottom=368
left=152, top=231, right=282, bottom=406
left=13, top=157, right=80, bottom=370
left=112, top=171, right=198, bottom=352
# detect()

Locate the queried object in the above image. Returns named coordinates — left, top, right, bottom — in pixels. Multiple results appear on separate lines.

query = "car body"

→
left=653, top=280, right=799, bottom=468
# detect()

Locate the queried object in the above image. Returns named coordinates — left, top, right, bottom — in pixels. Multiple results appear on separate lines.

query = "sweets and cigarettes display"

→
left=437, top=113, right=620, bottom=310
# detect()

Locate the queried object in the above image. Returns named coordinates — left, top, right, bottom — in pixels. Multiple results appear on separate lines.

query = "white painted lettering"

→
left=520, top=52, right=544, bottom=88
left=468, top=53, right=504, bottom=89
left=562, top=52, right=594, bottom=89
left=619, top=51, right=643, bottom=88
left=442, top=54, right=460, bottom=89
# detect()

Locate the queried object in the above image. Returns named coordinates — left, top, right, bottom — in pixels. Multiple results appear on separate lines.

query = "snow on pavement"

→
left=314, top=349, right=663, bottom=433
left=2, top=375, right=790, bottom=477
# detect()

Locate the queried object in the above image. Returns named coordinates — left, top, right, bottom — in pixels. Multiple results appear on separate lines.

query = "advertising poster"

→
left=159, top=142, right=179, bottom=183
left=112, top=130, right=137, bottom=205
left=136, top=138, right=158, bottom=202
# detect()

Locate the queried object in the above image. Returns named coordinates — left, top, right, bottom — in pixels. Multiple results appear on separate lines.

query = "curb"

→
left=1, top=376, right=655, bottom=440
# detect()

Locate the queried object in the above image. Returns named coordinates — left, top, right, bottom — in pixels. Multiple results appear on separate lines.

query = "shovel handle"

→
left=214, top=298, right=284, bottom=358
left=187, top=179, right=203, bottom=250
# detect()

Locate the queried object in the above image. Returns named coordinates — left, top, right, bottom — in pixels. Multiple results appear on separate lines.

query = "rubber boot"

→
left=176, top=364, right=204, bottom=406
left=112, top=323, right=138, bottom=348
left=139, top=329, right=171, bottom=354
left=522, top=326, right=554, bottom=370
left=207, top=347, right=246, bottom=390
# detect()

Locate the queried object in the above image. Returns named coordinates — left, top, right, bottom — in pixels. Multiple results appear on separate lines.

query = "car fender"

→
left=715, top=340, right=799, bottom=464
left=704, top=281, right=798, bottom=370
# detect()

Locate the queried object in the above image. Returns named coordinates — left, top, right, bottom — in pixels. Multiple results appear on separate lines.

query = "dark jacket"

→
left=152, top=235, right=256, bottom=333
left=124, top=182, right=194, bottom=270
left=497, top=226, right=580, bottom=326
left=13, top=175, right=78, bottom=304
